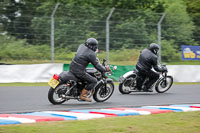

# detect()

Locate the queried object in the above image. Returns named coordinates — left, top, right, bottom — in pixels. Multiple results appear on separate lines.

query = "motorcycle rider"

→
left=135, top=43, right=167, bottom=92
left=69, top=38, right=111, bottom=102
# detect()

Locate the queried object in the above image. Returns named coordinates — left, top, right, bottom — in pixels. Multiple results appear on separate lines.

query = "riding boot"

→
left=80, top=89, right=92, bottom=102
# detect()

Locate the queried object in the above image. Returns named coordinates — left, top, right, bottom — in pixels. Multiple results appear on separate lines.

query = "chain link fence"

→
left=1, top=2, right=193, bottom=64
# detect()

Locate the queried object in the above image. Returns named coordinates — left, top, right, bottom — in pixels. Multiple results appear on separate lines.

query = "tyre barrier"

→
left=0, top=104, right=200, bottom=125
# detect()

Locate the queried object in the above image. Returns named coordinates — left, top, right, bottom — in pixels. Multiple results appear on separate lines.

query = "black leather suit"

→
left=69, top=44, right=107, bottom=91
left=136, top=48, right=164, bottom=89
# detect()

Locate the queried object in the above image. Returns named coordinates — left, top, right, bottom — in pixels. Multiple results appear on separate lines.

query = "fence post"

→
left=158, top=12, right=166, bottom=63
left=51, top=3, right=59, bottom=63
left=106, top=7, right=115, bottom=64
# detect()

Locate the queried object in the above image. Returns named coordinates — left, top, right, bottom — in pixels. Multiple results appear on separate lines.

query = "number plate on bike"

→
left=48, top=78, right=59, bottom=89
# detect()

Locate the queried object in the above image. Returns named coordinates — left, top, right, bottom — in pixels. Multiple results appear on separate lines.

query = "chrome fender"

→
left=106, top=78, right=113, bottom=83
left=123, top=71, right=134, bottom=78
left=119, top=71, right=136, bottom=83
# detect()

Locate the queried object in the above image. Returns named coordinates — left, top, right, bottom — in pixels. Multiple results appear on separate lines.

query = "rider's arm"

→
left=89, top=52, right=107, bottom=72
left=152, top=56, right=164, bottom=72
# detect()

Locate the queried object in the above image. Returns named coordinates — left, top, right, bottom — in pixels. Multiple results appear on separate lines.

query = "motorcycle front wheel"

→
left=48, top=84, right=67, bottom=104
left=155, top=76, right=173, bottom=93
left=93, top=82, right=114, bottom=102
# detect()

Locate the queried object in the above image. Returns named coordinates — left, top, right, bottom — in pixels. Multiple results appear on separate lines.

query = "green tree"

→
left=161, top=40, right=181, bottom=62
left=1, top=0, right=198, bottom=63
left=0, top=0, right=42, bottom=44
left=185, top=0, right=200, bottom=44
left=161, top=0, right=195, bottom=46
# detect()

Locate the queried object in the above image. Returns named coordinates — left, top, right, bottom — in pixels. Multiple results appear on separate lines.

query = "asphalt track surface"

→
left=0, top=84, right=200, bottom=114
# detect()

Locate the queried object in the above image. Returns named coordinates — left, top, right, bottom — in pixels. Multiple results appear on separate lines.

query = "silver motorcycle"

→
left=118, top=64, right=173, bottom=94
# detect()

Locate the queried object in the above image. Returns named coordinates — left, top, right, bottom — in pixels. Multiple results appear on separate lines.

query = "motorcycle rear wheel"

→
left=93, top=82, right=114, bottom=102
left=48, top=84, right=67, bottom=104
left=118, top=76, right=136, bottom=94
left=118, top=82, right=132, bottom=94
left=155, top=76, right=173, bottom=93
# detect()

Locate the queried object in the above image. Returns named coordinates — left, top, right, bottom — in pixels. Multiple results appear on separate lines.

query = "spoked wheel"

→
left=118, top=82, right=131, bottom=94
left=155, top=76, right=173, bottom=93
left=118, top=76, right=137, bottom=94
left=48, top=84, right=67, bottom=104
left=93, top=82, right=114, bottom=102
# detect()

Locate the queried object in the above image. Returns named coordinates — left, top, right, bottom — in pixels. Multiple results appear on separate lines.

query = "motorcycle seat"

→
left=59, top=71, right=81, bottom=82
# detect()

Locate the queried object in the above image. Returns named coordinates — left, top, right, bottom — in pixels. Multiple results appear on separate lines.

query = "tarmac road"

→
left=0, top=84, right=200, bottom=114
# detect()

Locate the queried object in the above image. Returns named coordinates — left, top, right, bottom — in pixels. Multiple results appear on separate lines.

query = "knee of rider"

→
left=86, top=83, right=96, bottom=91
left=91, top=79, right=98, bottom=85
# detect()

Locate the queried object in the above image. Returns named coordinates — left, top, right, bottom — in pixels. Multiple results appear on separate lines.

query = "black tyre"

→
left=118, top=75, right=137, bottom=94
left=155, top=76, right=173, bottom=93
left=48, top=84, right=67, bottom=104
left=93, top=82, right=114, bottom=102
left=118, top=82, right=131, bottom=94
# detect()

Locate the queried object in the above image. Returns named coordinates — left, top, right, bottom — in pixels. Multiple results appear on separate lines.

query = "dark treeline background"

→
left=0, top=0, right=200, bottom=63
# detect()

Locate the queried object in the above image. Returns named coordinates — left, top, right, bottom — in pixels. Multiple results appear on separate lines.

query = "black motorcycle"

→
left=48, top=59, right=116, bottom=104
left=118, top=64, right=173, bottom=94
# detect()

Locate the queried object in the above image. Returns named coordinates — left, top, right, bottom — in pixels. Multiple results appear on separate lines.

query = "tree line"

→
left=0, top=0, right=200, bottom=62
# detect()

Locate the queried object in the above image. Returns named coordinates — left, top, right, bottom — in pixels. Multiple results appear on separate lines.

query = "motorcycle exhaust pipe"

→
left=61, top=94, right=78, bottom=99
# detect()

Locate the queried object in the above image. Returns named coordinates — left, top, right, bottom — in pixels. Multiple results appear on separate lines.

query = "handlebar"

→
left=101, top=59, right=117, bottom=76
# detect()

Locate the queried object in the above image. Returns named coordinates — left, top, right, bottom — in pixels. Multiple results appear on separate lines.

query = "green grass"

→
left=2, top=48, right=200, bottom=65
left=2, top=59, right=200, bottom=65
left=1, top=82, right=200, bottom=86
left=0, top=60, right=71, bottom=65
left=0, top=82, right=200, bottom=86
left=166, top=60, right=200, bottom=65
left=0, top=111, right=200, bottom=133
left=174, top=82, right=200, bottom=85
left=0, top=83, right=49, bottom=86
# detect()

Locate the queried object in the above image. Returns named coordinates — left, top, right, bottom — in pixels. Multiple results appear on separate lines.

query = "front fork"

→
left=102, top=80, right=107, bottom=94
left=159, top=72, right=167, bottom=88
left=163, top=73, right=167, bottom=86
left=102, top=78, right=113, bottom=94
left=95, top=78, right=111, bottom=96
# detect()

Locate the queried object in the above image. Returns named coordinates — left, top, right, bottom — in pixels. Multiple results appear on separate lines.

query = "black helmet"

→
left=149, top=43, right=159, bottom=55
left=85, top=38, right=98, bottom=51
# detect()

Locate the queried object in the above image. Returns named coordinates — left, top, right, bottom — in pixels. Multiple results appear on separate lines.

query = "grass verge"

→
left=0, top=111, right=200, bottom=133
left=0, top=82, right=200, bottom=86
left=0, top=83, right=48, bottom=86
